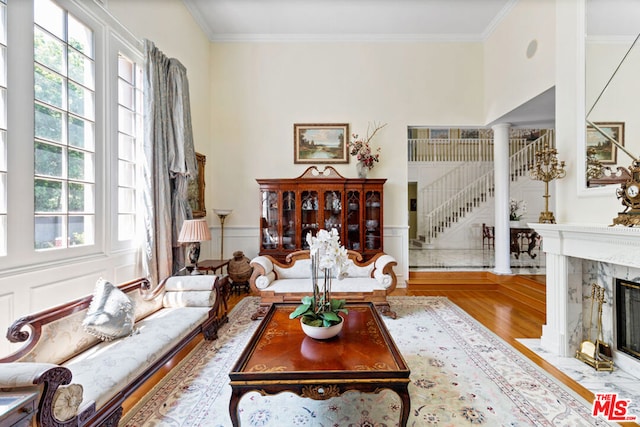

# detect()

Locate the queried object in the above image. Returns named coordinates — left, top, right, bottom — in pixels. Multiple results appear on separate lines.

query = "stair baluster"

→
left=414, top=131, right=554, bottom=245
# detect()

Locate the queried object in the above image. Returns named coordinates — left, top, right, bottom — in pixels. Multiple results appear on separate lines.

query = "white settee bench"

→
left=0, top=275, right=229, bottom=427
left=249, top=250, right=398, bottom=319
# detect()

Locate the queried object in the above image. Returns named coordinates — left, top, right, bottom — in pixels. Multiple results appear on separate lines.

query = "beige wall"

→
left=208, top=41, right=484, bottom=227
left=555, top=0, right=621, bottom=224
left=207, top=41, right=486, bottom=270
left=484, top=0, right=556, bottom=124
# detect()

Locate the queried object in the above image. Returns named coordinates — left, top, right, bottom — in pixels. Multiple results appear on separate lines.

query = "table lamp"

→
left=213, top=209, right=232, bottom=259
left=178, top=219, right=211, bottom=275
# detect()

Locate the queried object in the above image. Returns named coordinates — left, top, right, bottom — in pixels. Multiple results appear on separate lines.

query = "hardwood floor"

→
left=400, top=272, right=599, bottom=403
left=123, top=273, right=638, bottom=425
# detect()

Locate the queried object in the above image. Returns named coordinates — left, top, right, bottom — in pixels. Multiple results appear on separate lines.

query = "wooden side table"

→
left=509, top=227, right=540, bottom=259
left=0, top=390, right=38, bottom=427
left=186, top=259, right=230, bottom=275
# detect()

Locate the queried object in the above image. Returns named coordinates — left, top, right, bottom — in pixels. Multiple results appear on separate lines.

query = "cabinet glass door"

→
left=365, top=191, right=381, bottom=250
left=323, top=190, right=342, bottom=234
left=301, top=190, right=318, bottom=248
left=346, top=191, right=361, bottom=250
left=261, top=190, right=279, bottom=250
left=281, top=191, right=296, bottom=250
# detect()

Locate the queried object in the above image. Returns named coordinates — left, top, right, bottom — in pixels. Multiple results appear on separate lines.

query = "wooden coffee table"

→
left=229, top=302, right=410, bottom=426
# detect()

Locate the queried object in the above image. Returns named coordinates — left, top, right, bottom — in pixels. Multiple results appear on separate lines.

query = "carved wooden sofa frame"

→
left=249, top=250, right=398, bottom=319
left=0, top=276, right=229, bottom=427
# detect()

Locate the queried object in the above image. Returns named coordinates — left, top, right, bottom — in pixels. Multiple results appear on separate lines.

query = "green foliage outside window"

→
left=34, top=104, right=62, bottom=143
left=34, top=179, right=62, bottom=213
left=34, top=141, right=62, bottom=177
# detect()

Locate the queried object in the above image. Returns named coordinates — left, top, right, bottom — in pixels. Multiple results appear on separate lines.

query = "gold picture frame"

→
left=293, top=123, right=349, bottom=164
left=586, top=122, right=624, bottom=165
left=188, top=152, right=206, bottom=218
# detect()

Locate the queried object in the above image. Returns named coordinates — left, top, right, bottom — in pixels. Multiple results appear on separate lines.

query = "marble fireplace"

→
left=616, top=278, right=640, bottom=361
left=533, top=223, right=640, bottom=374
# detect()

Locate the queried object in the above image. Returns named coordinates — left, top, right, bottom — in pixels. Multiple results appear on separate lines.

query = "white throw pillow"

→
left=82, top=278, right=136, bottom=341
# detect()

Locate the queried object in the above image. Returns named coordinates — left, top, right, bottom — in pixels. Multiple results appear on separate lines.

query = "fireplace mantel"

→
left=531, top=222, right=640, bottom=372
left=532, top=223, right=640, bottom=269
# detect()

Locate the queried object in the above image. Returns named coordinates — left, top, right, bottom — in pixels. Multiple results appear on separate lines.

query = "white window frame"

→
left=0, top=0, right=7, bottom=257
left=109, top=35, right=143, bottom=250
left=1, top=0, right=142, bottom=271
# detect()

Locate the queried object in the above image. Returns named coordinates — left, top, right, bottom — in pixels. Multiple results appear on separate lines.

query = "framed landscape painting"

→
left=294, top=123, right=349, bottom=164
left=586, top=122, right=624, bottom=164
left=187, top=153, right=206, bottom=218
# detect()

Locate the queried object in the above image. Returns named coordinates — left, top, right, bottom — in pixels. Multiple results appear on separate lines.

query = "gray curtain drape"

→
left=143, top=40, right=197, bottom=285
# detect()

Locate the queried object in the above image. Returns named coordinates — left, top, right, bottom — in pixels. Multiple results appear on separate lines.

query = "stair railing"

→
left=421, top=163, right=493, bottom=215
left=419, top=130, right=554, bottom=244
left=408, top=137, right=535, bottom=162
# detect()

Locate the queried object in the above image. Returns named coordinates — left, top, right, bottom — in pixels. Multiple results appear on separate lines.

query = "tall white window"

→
left=117, top=53, right=142, bottom=241
left=0, top=0, right=6, bottom=256
left=33, top=0, right=95, bottom=250
left=1, top=0, right=142, bottom=270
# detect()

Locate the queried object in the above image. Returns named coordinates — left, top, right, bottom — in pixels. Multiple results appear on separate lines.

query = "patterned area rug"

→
left=123, top=297, right=610, bottom=426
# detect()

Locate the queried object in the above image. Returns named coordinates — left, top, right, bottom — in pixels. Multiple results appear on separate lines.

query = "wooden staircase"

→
left=404, top=271, right=546, bottom=318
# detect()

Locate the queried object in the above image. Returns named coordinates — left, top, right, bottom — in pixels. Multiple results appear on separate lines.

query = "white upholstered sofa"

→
left=249, top=250, right=398, bottom=319
left=0, top=274, right=228, bottom=427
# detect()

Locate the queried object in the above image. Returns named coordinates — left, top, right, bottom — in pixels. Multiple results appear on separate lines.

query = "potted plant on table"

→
left=289, top=228, right=349, bottom=339
left=509, top=198, right=527, bottom=227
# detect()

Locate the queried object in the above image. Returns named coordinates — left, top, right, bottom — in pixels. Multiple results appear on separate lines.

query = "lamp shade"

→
left=178, top=219, right=211, bottom=243
left=213, top=208, right=233, bottom=217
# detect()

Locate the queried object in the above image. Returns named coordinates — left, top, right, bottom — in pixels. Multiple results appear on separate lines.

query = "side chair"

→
left=482, top=223, right=495, bottom=249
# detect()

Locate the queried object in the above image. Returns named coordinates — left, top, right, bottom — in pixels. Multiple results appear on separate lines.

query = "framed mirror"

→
left=188, top=152, right=206, bottom=218
left=585, top=1, right=640, bottom=188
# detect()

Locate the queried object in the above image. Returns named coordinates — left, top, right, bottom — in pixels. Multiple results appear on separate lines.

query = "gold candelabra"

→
left=529, top=143, right=566, bottom=223
left=586, top=147, right=604, bottom=181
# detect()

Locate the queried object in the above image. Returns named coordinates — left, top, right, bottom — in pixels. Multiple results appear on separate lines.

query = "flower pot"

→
left=228, top=251, right=252, bottom=283
left=356, top=162, right=368, bottom=179
left=300, top=317, right=344, bottom=340
left=509, top=220, right=521, bottom=228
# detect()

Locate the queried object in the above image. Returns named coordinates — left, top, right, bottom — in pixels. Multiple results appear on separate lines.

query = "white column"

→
left=535, top=226, right=583, bottom=357
left=540, top=253, right=569, bottom=355
left=492, top=123, right=512, bottom=275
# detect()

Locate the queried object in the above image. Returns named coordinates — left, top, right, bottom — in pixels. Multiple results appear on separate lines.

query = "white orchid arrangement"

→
left=306, top=228, right=349, bottom=277
left=289, top=228, right=349, bottom=327
left=509, top=199, right=527, bottom=221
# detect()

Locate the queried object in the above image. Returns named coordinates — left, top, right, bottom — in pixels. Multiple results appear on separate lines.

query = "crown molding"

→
left=209, top=33, right=486, bottom=43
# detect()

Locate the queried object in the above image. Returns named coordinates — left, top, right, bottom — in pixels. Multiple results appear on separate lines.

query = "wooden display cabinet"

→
left=258, top=166, right=385, bottom=262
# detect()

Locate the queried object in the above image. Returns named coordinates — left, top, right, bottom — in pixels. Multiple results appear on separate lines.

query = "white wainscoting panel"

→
left=0, top=250, right=139, bottom=358
left=0, top=292, right=14, bottom=356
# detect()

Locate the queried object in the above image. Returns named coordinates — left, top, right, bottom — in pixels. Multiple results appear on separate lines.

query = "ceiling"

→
left=181, top=0, right=516, bottom=42
left=181, top=0, right=554, bottom=127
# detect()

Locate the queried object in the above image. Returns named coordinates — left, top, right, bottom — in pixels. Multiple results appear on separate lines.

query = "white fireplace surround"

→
left=532, top=223, right=640, bottom=374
